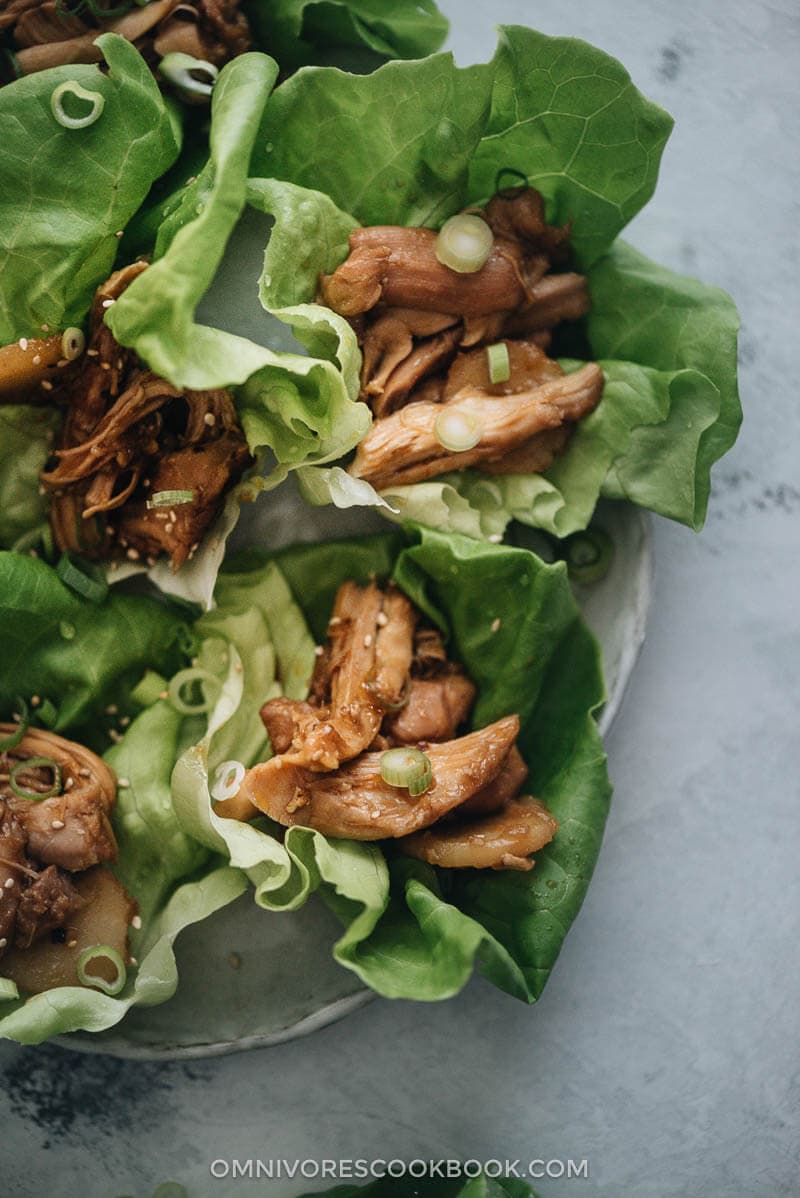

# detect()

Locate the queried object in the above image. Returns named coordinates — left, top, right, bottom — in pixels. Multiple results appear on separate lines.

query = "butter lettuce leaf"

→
left=245, top=0, right=448, bottom=72
left=0, top=34, right=180, bottom=344
left=252, top=25, right=739, bottom=535
left=0, top=405, right=58, bottom=549
left=172, top=528, right=609, bottom=1002
left=0, top=555, right=245, bottom=1045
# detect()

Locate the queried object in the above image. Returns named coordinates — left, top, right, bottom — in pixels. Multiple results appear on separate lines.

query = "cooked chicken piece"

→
left=361, top=309, right=459, bottom=398
left=260, top=698, right=319, bottom=755
left=480, top=427, right=573, bottom=476
left=369, top=587, right=417, bottom=709
left=14, top=865, right=85, bottom=951
left=5, top=0, right=250, bottom=77
left=320, top=226, right=529, bottom=318
left=1, top=867, right=136, bottom=996
left=412, top=626, right=449, bottom=673
left=0, top=807, right=28, bottom=955
left=383, top=673, right=476, bottom=744
left=457, top=745, right=528, bottom=817
left=443, top=340, right=564, bottom=400
left=370, top=328, right=461, bottom=418
left=37, top=264, right=252, bottom=569
left=12, top=791, right=118, bottom=873
left=400, top=796, right=558, bottom=871
left=230, top=715, right=520, bottom=839
left=484, top=186, right=573, bottom=260
left=511, top=273, right=591, bottom=332
left=349, top=363, right=604, bottom=489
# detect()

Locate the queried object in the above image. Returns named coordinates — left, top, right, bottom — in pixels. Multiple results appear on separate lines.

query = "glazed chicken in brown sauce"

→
left=3, top=263, right=252, bottom=570
left=216, top=580, right=558, bottom=872
left=318, top=186, right=604, bottom=490
left=0, top=726, right=136, bottom=994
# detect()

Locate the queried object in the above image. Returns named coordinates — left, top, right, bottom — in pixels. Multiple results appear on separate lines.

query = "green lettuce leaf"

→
left=251, top=25, right=739, bottom=535
left=0, top=556, right=246, bottom=1045
left=172, top=527, right=610, bottom=1002
left=0, top=405, right=58, bottom=549
left=0, top=551, right=189, bottom=740
left=0, top=34, right=180, bottom=343
left=245, top=0, right=448, bottom=72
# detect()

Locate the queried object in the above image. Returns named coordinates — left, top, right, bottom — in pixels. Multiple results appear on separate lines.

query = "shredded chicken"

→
left=218, top=580, right=558, bottom=871
left=317, top=185, right=602, bottom=487
left=350, top=363, right=604, bottom=489
left=1, top=0, right=250, bottom=81
left=235, top=716, right=521, bottom=839
left=34, top=264, right=252, bottom=570
left=0, top=726, right=135, bottom=979
left=400, top=797, right=558, bottom=871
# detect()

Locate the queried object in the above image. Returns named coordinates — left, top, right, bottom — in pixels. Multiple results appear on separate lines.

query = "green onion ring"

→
left=159, top=52, right=219, bottom=99
left=379, top=747, right=433, bottom=797
left=56, top=551, right=109, bottom=603
left=76, top=945, right=127, bottom=996
left=0, top=699, right=30, bottom=752
left=494, top=167, right=530, bottom=194
left=486, top=342, right=510, bottom=384
left=434, top=408, right=483, bottom=453
left=562, top=529, right=615, bottom=584
left=211, top=760, right=246, bottom=803
left=9, top=756, right=63, bottom=800
left=167, top=668, right=221, bottom=716
left=61, top=327, right=85, bottom=362
left=50, top=81, right=106, bottom=131
left=435, top=213, right=494, bottom=274
left=145, top=489, right=195, bottom=510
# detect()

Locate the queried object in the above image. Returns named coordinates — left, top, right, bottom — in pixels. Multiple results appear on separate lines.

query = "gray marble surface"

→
left=2, top=1, right=798, bottom=1195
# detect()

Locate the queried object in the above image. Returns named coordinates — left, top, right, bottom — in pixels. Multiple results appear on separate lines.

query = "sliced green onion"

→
left=435, top=213, right=494, bottom=274
left=486, top=342, right=510, bottom=384
left=379, top=747, right=433, bottom=797
left=9, top=756, right=63, bottom=800
left=159, top=53, right=219, bottom=99
left=434, top=408, right=483, bottom=453
left=0, top=699, right=29, bottom=753
left=562, top=529, right=614, bottom=584
left=146, top=489, right=195, bottom=510
left=130, top=669, right=168, bottom=708
left=61, top=327, right=85, bottom=361
left=494, top=167, right=529, bottom=194
left=211, top=760, right=246, bottom=803
left=56, top=551, right=109, bottom=603
left=51, top=81, right=105, bottom=130
left=167, top=668, right=220, bottom=716
left=76, top=944, right=127, bottom=996
left=0, top=978, right=20, bottom=1002
left=55, top=0, right=89, bottom=16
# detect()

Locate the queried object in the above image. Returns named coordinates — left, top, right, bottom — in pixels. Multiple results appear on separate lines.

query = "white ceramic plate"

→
left=58, top=492, right=652, bottom=1059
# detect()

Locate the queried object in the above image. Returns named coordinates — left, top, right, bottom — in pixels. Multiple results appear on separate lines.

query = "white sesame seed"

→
left=120, top=716, right=130, bottom=727
left=109, top=730, right=123, bottom=744
left=101, top=298, right=115, bottom=309
left=0, top=938, right=6, bottom=949
left=105, top=704, right=118, bottom=715
left=314, top=646, right=324, bottom=656
left=363, top=634, right=373, bottom=648
left=18, top=337, right=28, bottom=351
left=41, top=323, right=49, bottom=332
left=491, top=617, right=501, bottom=632
left=4, top=878, right=14, bottom=889
left=118, top=777, right=130, bottom=789
left=203, top=412, right=216, bottom=426
left=31, top=695, right=40, bottom=707
left=41, top=380, right=53, bottom=391
left=126, top=547, right=140, bottom=561
left=32, top=353, right=41, bottom=365
left=131, top=915, right=142, bottom=930
left=67, top=940, right=77, bottom=948
left=158, top=690, right=168, bottom=700
left=51, top=819, right=65, bottom=830
left=488, top=533, right=503, bottom=543
left=376, top=611, right=388, bottom=626
left=129, top=956, right=138, bottom=966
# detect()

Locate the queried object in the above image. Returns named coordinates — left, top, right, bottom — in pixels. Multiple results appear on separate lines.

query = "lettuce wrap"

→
left=171, top=526, right=611, bottom=1003
left=239, top=24, right=741, bottom=540
left=0, top=43, right=364, bottom=608
left=0, top=551, right=246, bottom=1045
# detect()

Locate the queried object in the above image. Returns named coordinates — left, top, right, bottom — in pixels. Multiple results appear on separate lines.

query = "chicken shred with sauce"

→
left=216, top=581, right=558, bottom=871
left=0, top=725, right=137, bottom=994
left=4, top=263, right=253, bottom=570
left=318, top=185, right=604, bottom=490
